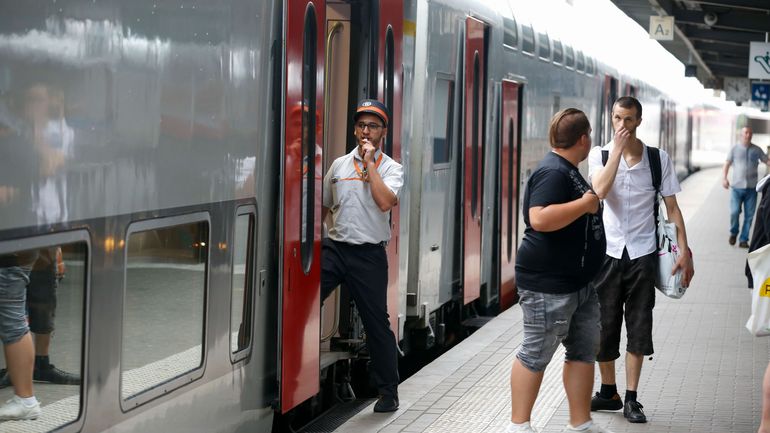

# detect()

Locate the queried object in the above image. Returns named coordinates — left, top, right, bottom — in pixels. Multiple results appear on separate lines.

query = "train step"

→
left=299, top=398, right=376, bottom=433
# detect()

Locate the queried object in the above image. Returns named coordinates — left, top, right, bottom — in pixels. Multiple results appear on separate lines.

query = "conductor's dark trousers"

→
left=321, top=238, right=399, bottom=398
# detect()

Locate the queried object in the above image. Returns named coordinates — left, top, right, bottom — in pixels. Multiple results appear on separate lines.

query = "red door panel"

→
left=500, top=80, right=519, bottom=310
left=463, top=17, right=484, bottom=305
left=378, top=0, right=403, bottom=338
left=281, top=0, right=325, bottom=413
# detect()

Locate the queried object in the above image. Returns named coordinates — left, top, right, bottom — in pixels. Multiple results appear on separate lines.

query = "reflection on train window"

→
left=586, top=57, right=595, bottom=75
left=0, top=242, right=87, bottom=430
left=503, top=16, right=518, bottom=50
left=300, top=5, right=318, bottom=275
left=537, top=32, right=550, bottom=60
left=565, top=45, right=575, bottom=69
left=521, top=23, right=535, bottom=54
left=552, top=40, right=563, bottom=64
left=433, top=78, right=455, bottom=167
left=576, top=50, right=585, bottom=72
left=122, top=221, right=208, bottom=401
left=231, top=210, right=255, bottom=357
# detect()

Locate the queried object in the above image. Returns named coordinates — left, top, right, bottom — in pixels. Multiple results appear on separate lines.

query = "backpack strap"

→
left=647, top=146, right=662, bottom=249
left=601, top=150, right=608, bottom=166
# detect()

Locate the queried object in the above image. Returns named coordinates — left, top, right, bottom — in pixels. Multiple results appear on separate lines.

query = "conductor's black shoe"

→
left=34, top=364, right=81, bottom=385
left=623, top=400, right=647, bottom=423
left=590, top=392, right=623, bottom=411
left=373, top=396, right=399, bottom=413
left=739, top=241, right=749, bottom=248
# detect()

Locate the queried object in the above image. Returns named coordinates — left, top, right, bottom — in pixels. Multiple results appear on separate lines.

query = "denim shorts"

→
left=0, top=267, right=31, bottom=344
left=516, top=285, right=601, bottom=372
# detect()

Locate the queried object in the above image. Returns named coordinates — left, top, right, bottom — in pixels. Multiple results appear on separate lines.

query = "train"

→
left=0, top=0, right=730, bottom=432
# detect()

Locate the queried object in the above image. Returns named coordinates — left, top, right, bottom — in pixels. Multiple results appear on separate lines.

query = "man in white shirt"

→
left=321, top=99, right=403, bottom=413
left=587, top=96, right=694, bottom=424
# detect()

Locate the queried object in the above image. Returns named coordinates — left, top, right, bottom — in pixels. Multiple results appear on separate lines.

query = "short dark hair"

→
left=613, top=96, right=642, bottom=119
left=549, top=108, right=590, bottom=149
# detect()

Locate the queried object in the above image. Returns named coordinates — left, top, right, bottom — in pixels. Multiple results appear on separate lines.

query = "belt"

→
left=0, top=255, right=19, bottom=268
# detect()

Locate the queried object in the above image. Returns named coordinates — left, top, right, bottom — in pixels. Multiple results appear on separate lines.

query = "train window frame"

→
left=520, top=22, right=535, bottom=55
left=120, top=212, right=210, bottom=411
left=552, top=39, right=564, bottom=65
left=432, top=74, right=455, bottom=169
left=576, top=50, right=585, bottom=73
left=503, top=16, right=518, bottom=51
left=537, top=31, right=550, bottom=62
left=586, top=57, right=595, bottom=76
left=564, top=45, right=575, bottom=70
left=230, top=204, right=257, bottom=363
left=300, top=5, right=318, bottom=276
left=0, top=230, right=90, bottom=432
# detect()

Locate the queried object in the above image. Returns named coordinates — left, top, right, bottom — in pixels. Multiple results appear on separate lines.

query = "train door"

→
left=280, top=0, right=325, bottom=413
left=463, top=17, right=486, bottom=305
left=499, top=80, right=520, bottom=311
left=601, top=75, right=618, bottom=145
left=377, top=0, right=404, bottom=338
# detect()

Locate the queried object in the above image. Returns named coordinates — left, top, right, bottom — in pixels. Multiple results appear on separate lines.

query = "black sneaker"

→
left=34, top=364, right=81, bottom=385
left=590, top=392, right=623, bottom=411
left=729, top=234, right=737, bottom=245
left=623, top=400, right=647, bottom=423
left=373, top=395, right=399, bottom=413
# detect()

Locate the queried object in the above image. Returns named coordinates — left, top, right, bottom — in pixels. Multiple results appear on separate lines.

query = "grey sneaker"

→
left=566, top=421, right=615, bottom=432
left=0, top=396, right=41, bottom=420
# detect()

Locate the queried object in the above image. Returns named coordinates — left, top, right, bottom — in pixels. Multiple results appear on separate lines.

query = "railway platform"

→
left=333, top=166, right=770, bottom=433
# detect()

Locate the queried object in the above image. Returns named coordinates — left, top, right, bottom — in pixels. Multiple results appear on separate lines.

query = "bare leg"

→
left=625, top=352, right=643, bottom=392
left=4, top=333, right=34, bottom=398
left=563, top=360, right=593, bottom=426
left=510, top=358, right=545, bottom=423
left=598, top=360, right=616, bottom=387
left=758, top=362, right=770, bottom=433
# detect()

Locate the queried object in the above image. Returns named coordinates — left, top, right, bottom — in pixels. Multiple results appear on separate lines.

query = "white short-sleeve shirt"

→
left=323, top=148, right=403, bottom=244
left=588, top=141, right=681, bottom=260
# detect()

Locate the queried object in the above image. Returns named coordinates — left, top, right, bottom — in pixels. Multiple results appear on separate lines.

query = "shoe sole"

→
left=626, top=418, right=647, bottom=423
left=591, top=403, right=623, bottom=411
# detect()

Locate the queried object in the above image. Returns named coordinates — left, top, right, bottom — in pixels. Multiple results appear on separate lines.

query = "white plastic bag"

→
left=746, top=243, right=770, bottom=336
left=655, top=216, right=685, bottom=299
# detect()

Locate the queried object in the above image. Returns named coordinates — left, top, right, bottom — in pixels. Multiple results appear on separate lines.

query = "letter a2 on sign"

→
left=749, top=42, right=770, bottom=80
left=649, top=16, right=674, bottom=41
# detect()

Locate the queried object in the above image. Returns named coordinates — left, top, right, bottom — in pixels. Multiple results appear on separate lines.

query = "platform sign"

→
left=649, top=16, right=674, bottom=41
left=752, top=83, right=769, bottom=111
left=749, top=42, right=770, bottom=79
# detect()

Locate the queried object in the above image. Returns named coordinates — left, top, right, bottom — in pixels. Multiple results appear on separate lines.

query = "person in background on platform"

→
left=722, top=126, right=769, bottom=248
left=588, top=96, right=694, bottom=424
left=507, top=108, right=610, bottom=433
left=321, top=99, right=403, bottom=413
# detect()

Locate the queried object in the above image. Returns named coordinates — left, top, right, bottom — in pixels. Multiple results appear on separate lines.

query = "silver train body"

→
left=0, top=0, right=719, bottom=432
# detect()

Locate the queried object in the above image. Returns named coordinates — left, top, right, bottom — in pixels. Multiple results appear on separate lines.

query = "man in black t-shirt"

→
left=506, top=109, right=610, bottom=433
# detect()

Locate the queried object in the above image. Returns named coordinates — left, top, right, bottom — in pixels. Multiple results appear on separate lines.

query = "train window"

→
left=521, top=23, right=535, bottom=54
left=0, top=234, right=88, bottom=431
left=122, top=218, right=208, bottom=404
left=565, top=45, right=575, bottom=69
left=433, top=77, right=455, bottom=167
left=231, top=207, right=256, bottom=359
left=384, top=26, right=395, bottom=156
left=586, top=57, right=595, bottom=75
left=576, top=50, right=585, bottom=72
left=537, top=32, right=550, bottom=61
left=503, top=16, right=518, bottom=50
left=552, top=39, right=564, bottom=65
left=300, top=6, right=317, bottom=275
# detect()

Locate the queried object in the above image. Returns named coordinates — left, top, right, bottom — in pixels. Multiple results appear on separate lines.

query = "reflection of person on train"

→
left=0, top=247, right=81, bottom=388
left=588, top=96, right=693, bottom=424
left=507, top=109, right=608, bottom=433
left=321, top=99, right=403, bottom=413
left=0, top=251, right=41, bottom=420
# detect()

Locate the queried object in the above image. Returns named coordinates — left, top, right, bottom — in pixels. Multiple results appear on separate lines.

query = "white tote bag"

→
left=655, top=215, right=685, bottom=299
left=746, top=243, right=770, bottom=336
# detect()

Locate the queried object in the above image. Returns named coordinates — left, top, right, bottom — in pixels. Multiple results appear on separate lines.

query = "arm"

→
left=590, top=128, right=631, bottom=199
left=663, top=194, right=694, bottom=287
left=366, top=166, right=398, bottom=212
left=722, top=160, right=731, bottom=189
left=529, top=191, right=599, bottom=232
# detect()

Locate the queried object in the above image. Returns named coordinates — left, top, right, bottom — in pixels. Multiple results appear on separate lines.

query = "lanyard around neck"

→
left=353, top=153, right=383, bottom=179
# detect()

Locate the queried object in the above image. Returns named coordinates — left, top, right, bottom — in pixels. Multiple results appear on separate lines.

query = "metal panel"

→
left=462, top=17, right=484, bottom=305
left=500, top=80, right=519, bottom=311
left=280, top=0, right=325, bottom=414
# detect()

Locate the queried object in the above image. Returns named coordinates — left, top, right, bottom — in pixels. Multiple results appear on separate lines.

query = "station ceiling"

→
left=610, top=0, right=770, bottom=90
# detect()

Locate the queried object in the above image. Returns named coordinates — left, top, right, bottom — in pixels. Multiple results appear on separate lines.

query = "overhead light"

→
left=704, top=12, right=718, bottom=26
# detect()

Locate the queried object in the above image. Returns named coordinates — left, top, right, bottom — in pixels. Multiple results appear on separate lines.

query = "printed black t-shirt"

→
left=515, top=152, right=605, bottom=294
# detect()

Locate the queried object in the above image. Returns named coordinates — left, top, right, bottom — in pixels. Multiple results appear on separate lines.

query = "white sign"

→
left=650, top=16, right=674, bottom=41
left=750, top=42, right=770, bottom=79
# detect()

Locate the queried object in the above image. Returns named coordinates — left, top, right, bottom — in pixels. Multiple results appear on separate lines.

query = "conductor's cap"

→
left=353, top=99, right=389, bottom=127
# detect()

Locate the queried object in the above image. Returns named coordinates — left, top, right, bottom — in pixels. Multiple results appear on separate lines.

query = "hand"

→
left=361, top=139, right=376, bottom=163
left=0, top=186, right=16, bottom=204
left=614, top=126, right=632, bottom=149
left=583, top=190, right=599, bottom=214
left=673, top=251, right=694, bottom=288
left=722, top=178, right=730, bottom=189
